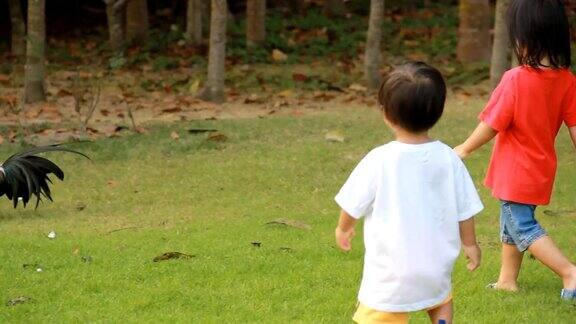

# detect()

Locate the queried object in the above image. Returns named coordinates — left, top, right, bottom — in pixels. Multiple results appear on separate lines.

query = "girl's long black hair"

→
left=507, top=0, right=571, bottom=69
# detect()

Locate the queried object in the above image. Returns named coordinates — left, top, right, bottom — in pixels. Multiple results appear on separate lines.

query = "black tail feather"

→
left=0, top=144, right=89, bottom=208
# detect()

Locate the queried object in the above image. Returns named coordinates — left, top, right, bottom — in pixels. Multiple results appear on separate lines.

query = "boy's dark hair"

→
left=507, top=0, right=571, bottom=69
left=378, top=62, right=446, bottom=133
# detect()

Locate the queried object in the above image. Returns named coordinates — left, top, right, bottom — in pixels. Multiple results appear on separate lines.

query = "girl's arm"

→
left=335, top=210, right=357, bottom=251
left=570, top=126, right=576, bottom=150
left=454, top=121, right=497, bottom=159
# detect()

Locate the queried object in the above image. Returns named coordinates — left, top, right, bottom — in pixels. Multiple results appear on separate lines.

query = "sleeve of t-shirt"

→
left=562, top=78, right=576, bottom=127
left=479, top=72, right=516, bottom=132
left=334, top=151, right=378, bottom=219
left=454, top=158, right=484, bottom=221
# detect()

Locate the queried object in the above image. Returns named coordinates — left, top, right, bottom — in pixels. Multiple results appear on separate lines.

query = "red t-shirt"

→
left=480, top=66, right=576, bottom=205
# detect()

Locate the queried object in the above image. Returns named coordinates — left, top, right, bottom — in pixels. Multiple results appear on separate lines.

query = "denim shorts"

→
left=500, top=200, right=547, bottom=252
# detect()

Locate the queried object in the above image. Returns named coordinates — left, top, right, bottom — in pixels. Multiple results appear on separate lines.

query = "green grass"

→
left=1, top=101, right=576, bottom=322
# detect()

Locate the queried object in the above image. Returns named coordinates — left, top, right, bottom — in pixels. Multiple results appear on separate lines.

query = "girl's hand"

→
left=335, top=226, right=355, bottom=251
left=454, top=144, right=470, bottom=159
left=462, top=243, right=481, bottom=271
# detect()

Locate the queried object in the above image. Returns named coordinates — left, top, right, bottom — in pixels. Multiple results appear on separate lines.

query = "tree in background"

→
left=25, top=0, right=46, bottom=103
left=456, top=0, right=491, bottom=63
left=365, top=0, right=384, bottom=90
left=8, top=0, right=26, bottom=57
left=490, top=0, right=510, bottom=88
left=104, top=0, right=129, bottom=55
left=246, top=0, right=266, bottom=48
left=186, top=0, right=204, bottom=45
left=197, top=0, right=228, bottom=103
left=126, top=0, right=149, bottom=46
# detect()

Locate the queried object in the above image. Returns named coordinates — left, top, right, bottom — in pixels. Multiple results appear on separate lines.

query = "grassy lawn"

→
left=1, top=100, right=576, bottom=323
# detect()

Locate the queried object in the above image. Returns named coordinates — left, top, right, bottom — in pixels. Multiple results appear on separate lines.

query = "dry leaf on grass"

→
left=543, top=210, right=576, bottom=217
left=325, top=131, right=345, bottom=143
left=265, top=219, right=312, bottom=230
left=170, top=131, right=180, bottom=140
left=188, top=128, right=218, bottom=134
left=153, top=252, right=195, bottom=262
left=6, top=296, right=32, bottom=307
left=75, top=202, right=87, bottom=211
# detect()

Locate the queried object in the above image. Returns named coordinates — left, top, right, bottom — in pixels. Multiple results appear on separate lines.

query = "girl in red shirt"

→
left=455, top=0, right=576, bottom=302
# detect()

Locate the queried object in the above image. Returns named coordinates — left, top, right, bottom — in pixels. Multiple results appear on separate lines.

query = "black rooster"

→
left=0, top=145, right=89, bottom=208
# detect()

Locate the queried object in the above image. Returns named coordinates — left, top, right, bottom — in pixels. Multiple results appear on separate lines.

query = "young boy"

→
left=335, top=62, right=483, bottom=324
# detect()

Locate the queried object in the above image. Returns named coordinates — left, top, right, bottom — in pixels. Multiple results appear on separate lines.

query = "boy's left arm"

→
left=335, top=210, right=357, bottom=252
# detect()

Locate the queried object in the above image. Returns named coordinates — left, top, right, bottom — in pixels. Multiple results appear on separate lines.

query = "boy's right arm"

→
left=454, top=122, right=497, bottom=159
left=459, top=217, right=481, bottom=271
left=335, top=210, right=357, bottom=252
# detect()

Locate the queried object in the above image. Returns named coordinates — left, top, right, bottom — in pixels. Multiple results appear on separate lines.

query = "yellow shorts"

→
left=352, top=294, right=452, bottom=324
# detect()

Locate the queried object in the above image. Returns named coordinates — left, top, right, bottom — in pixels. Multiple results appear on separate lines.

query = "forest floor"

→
left=1, top=100, right=576, bottom=322
left=0, top=58, right=490, bottom=146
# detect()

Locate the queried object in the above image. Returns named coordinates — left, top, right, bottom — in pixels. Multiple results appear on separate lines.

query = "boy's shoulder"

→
left=366, top=140, right=456, bottom=157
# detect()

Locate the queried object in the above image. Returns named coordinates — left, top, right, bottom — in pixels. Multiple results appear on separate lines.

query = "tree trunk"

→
left=365, top=0, right=384, bottom=90
left=323, top=0, right=345, bottom=18
left=8, top=0, right=26, bottom=57
left=25, top=0, right=46, bottom=103
left=489, top=0, right=510, bottom=88
left=186, top=0, right=203, bottom=45
left=104, top=0, right=127, bottom=55
left=126, top=0, right=149, bottom=46
left=456, top=0, right=491, bottom=63
left=246, top=0, right=266, bottom=47
left=197, top=0, right=227, bottom=103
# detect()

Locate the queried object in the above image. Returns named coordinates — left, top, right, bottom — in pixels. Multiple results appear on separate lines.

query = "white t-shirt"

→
left=335, top=140, right=483, bottom=312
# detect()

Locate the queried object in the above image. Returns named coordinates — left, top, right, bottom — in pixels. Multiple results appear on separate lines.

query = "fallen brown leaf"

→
left=292, top=73, right=309, bottom=82
left=0, top=74, right=11, bottom=84
left=57, top=89, right=73, bottom=97
left=207, top=132, right=228, bottom=142
left=265, top=219, right=312, bottom=230
left=153, top=252, right=195, bottom=262
left=161, top=107, right=182, bottom=114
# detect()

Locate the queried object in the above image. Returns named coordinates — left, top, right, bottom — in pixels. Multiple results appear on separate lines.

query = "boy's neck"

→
left=394, top=129, right=433, bottom=144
